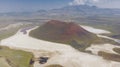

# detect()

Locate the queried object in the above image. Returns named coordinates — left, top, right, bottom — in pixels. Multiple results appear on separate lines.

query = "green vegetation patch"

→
left=0, top=46, right=33, bottom=67
left=0, top=57, right=11, bottom=67
left=0, top=23, right=35, bottom=40
left=93, top=37, right=120, bottom=45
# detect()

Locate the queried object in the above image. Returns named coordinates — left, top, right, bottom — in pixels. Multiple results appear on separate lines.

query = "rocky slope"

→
left=30, top=20, right=99, bottom=51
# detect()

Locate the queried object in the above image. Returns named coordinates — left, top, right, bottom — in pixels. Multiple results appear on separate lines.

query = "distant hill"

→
left=47, top=5, right=120, bottom=16
left=29, top=20, right=99, bottom=51
left=1, top=5, right=120, bottom=17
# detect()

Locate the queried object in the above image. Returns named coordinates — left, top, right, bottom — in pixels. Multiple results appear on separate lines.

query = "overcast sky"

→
left=0, top=0, right=120, bottom=12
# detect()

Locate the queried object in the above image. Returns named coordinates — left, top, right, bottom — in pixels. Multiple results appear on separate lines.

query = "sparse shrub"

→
left=98, top=51, right=120, bottom=62
left=113, top=48, right=120, bottom=54
left=45, top=64, right=63, bottom=67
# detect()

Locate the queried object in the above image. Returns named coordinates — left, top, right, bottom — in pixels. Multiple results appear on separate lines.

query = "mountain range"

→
left=48, top=5, right=120, bottom=16
left=1, top=5, right=120, bottom=17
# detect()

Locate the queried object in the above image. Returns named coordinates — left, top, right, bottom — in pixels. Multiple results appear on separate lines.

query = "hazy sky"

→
left=0, top=0, right=120, bottom=12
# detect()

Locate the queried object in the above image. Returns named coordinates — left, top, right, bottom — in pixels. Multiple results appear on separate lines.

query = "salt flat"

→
left=0, top=25, right=120, bottom=67
left=80, top=25, right=111, bottom=34
left=86, top=44, right=119, bottom=55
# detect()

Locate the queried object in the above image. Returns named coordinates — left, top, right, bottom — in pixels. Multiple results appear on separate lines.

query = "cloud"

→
left=93, top=0, right=99, bottom=2
left=69, top=0, right=99, bottom=5
left=69, top=0, right=85, bottom=5
left=69, top=0, right=120, bottom=9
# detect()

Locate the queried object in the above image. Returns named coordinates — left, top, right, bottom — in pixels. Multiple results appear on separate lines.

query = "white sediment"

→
left=86, top=44, right=120, bottom=55
left=80, top=25, right=111, bottom=34
left=0, top=25, right=120, bottom=67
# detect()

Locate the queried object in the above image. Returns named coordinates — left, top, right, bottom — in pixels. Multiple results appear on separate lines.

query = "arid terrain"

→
left=0, top=19, right=120, bottom=67
left=0, top=2, right=120, bottom=67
